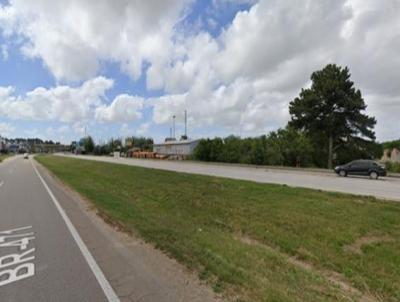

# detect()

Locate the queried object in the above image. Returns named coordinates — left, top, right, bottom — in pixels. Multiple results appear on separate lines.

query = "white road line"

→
left=0, top=181, right=3, bottom=187
left=31, top=161, right=120, bottom=302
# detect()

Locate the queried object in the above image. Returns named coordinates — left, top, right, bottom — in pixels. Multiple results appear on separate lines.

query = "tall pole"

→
left=173, top=115, right=176, bottom=139
left=184, top=110, right=187, bottom=138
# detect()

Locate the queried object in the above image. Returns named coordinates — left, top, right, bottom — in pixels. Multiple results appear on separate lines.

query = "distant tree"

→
left=382, top=139, right=400, bottom=151
left=83, top=136, right=95, bottom=153
left=193, top=139, right=212, bottom=161
left=70, top=141, right=77, bottom=153
left=250, top=138, right=265, bottom=165
left=210, top=138, right=224, bottom=162
left=220, top=136, right=242, bottom=163
left=107, top=138, right=122, bottom=152
left=289, top=64, right=376, bottom=169
left=125, top=136, right=153, bottom=151
left=276, top=127, right=314, bottom=167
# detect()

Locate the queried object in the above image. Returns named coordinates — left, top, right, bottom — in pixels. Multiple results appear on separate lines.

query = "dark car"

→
left=334, top=160, right=386, bottom=179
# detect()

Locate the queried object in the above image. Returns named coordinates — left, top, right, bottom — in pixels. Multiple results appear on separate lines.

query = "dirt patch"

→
left=235, top=234, right=378, bottom=302
left=96, top=211, right=134, bottom=235
left=354, top=199, right=367, bottom=204
left=344, top=235, right=394, bottom=255
left=235, top=234, right=266, bottom=248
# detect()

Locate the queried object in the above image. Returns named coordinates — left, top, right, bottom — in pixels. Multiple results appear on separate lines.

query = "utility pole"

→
left=173, top=115, right=176, bottom=139
left=184, top=110, right=187, bottom=138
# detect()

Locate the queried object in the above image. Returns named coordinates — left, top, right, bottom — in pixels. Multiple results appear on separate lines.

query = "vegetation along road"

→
left=0, top=154, right=12, bottom=163
left=57, top=153, right=400, bottom=201
left=36, top=155, right=400, bottom=302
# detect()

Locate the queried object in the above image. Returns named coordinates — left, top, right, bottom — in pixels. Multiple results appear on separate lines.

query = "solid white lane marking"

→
left=31, top=161, right=120, bottom=302
left=0, top=181, right=3, bottom=187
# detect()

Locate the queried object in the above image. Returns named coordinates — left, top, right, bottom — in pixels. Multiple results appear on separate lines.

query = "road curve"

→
left=57, top=154, right=400, bottom=202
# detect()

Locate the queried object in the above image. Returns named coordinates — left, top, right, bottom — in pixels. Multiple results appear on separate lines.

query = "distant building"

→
left=32, top=144, right=68, bottom=153
left=0, top=136, right=5, bottom=152
left=8, top=143, right=20, bottom=153
left=382, top=148, right=400, bottom=163
left=153, top=139, right=200, bottom=158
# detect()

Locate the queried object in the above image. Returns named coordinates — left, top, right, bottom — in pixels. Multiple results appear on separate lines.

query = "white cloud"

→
left=150, top=1, right=351, bottom=134
left=149, top=0, right=400, bottom=140
left=72, top=122, right=86, bottom=137
left=44, top=125, right=71, bottom=142
left=0, top=77, right=113, bottom=122
left=0, top=122, right=15, bottom=136
left=1, top=0, right=399, bottom=141
left=46, top=125, right=69, bottom=136
left=1, top=44, right=8, bottom=60
left=0, top=0, right=189, bottom=81
left=120, top=122, right=150, bottom=137
left=0, top=77, right=145, bottom=125
left=137, top=122, right=150, bottom=136
left=95, top=94, right=144, bottom=123
left=151, top=77, right=288, bottom=134
left=120, top=123, right=133, bottom=137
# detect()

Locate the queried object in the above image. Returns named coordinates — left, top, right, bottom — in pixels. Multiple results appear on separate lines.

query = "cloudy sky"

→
left=0, top=0, right=399, bottom=143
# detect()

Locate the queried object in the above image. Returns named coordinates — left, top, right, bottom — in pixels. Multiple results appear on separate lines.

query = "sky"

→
left=0, top=0, right=399, bottom=144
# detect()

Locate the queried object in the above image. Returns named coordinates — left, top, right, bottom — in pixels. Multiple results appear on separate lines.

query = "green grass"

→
left=0, top=154, right=12, bottom=163
left=386, top=161, right=400, bottom=173
left=36, top=155, right=400, bottom=302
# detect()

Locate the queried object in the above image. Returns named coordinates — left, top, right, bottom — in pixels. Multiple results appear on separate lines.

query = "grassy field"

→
left=36, top=155, right=400, bottom=302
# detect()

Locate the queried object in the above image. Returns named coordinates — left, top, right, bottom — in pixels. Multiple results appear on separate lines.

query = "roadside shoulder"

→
left=33, top=159, right=222, bottom=302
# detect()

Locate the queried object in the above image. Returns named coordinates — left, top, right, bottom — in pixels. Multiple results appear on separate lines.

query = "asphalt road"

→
left=0, top=156, right=112, bottom=301
left=0, top=156, right=219, bottom=302
left=58, top=154, right=400, bottom=201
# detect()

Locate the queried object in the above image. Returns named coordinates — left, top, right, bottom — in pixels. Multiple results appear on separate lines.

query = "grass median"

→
left=36, top=155, right=400, bottom=302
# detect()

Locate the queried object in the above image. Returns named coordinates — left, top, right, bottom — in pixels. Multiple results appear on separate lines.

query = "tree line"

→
left=72, top=136, right=153, bottom=155
left=382, top=139, right=400, bottom=151
left=193, top=127, right=381, bottom=167
left=194, top=64, right=382, bottom=168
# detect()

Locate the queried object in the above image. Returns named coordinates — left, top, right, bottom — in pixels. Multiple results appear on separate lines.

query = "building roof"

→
left=153, top=139, right=200, bottom=146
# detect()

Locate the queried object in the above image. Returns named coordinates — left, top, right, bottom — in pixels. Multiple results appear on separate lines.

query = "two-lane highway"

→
left=0, top=156, right=115, bottom=302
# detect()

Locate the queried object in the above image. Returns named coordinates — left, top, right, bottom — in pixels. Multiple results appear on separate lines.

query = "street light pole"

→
left=173, top=115, right=176, bottom=139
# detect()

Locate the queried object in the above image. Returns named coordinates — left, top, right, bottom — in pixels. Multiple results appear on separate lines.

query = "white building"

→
left=153, top=139, right=200, bottom=157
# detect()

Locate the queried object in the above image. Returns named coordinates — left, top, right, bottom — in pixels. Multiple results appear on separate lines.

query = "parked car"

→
left=23, top=153, right=29, bottom=159
left=334, top=160, right=386, bottom=179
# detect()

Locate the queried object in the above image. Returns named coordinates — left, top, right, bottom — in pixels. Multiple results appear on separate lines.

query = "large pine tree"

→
left=289, top=64, right=376, bottom=169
